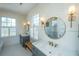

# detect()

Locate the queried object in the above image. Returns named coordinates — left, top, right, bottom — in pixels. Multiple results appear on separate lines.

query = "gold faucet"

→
left=48, top=41, right=58, bottom=47
left=48, top=41, right=53, bottom=46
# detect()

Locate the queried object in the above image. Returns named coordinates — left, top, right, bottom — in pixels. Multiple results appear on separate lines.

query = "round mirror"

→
left=44, top=17, right=66, bottom=39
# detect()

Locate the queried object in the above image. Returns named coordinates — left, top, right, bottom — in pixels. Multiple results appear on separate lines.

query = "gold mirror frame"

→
left=44, top=17, right=66, bottom=39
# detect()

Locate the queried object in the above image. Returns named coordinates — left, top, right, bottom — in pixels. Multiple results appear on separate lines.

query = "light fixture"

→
left=40, top=17, right=45, bottom=25
left=23, top=23, right=26, bottom=26
left=23, top=22, right=27, bottom=33
left=27, top=21, right=30, bottom=25
left=68, top=5, right=76, bottom=28
left=27, top=21, right=31, bottom=31
left=40, top=17, right=46, bottom=28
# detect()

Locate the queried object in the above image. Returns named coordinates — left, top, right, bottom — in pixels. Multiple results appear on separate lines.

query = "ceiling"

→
left=0, top=3, right=37, bottom=15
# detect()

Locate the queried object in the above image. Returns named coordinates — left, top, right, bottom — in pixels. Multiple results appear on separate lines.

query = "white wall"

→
left=0, top=9, right=26, bottom=47
left=26, top=3, right=79, bottom=55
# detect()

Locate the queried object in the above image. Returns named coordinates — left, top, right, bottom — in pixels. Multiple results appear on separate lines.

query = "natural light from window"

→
left=1, top=17, right=16, bottom=37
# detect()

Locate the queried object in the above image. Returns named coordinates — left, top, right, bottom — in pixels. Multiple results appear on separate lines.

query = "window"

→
left=30, top=14, right=39, bottom=40
left=1, top=17, right=16, bottom=37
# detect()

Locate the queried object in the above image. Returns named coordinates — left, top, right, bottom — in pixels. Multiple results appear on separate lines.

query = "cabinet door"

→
left=36, top=49, right=46, bottom=56
left=32, top=45, right=46, bottom=56
left=32, top=45, right=38, bottom=56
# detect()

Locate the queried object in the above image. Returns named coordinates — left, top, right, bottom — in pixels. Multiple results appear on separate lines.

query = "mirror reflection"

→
left=44, top=17, right=66, bottom=39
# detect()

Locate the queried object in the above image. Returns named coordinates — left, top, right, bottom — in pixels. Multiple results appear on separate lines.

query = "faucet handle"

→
left=54, top=44, right=58, bottom=47
left=51, top=42, right=53, bottom=46
left=48, top=41, right=53, bottom=46
left=48, top=41, right=51, bottom=45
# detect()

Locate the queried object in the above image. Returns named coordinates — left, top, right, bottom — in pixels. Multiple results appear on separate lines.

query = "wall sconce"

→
left=23, top=23, right=26, bottom=26
left=23, top=22, right=27, bottom=33
left=27, top=21, right=31, bottom=31
left=40, top=17, right=45, bottom=27
left=68, top=5, right=76, bottom=28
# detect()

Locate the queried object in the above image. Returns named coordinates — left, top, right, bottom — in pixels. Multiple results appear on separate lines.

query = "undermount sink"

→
left=41, top=42, right=58, bottom=56
left=32, top=40, right=59, bottom=56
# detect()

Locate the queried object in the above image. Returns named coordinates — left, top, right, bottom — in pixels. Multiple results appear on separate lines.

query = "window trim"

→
left=0, top=17, right=16, bottom=37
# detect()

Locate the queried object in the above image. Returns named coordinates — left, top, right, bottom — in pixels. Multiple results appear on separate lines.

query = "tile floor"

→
left=0, top=44, right=32, bottom=56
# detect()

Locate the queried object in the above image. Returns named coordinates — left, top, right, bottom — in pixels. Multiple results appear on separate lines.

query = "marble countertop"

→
left=32, top=40, right=77, bottom=56
left=32, top=40, right=61, bottom=56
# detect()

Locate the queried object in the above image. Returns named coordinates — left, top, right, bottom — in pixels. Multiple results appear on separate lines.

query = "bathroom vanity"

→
left=32, top=39, right=78, bottom=56
left=32, top=40, right=61, bottom=56
left=32, top=45, right=46, bottom=56
left=20, top=34, right=30, bottom=47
